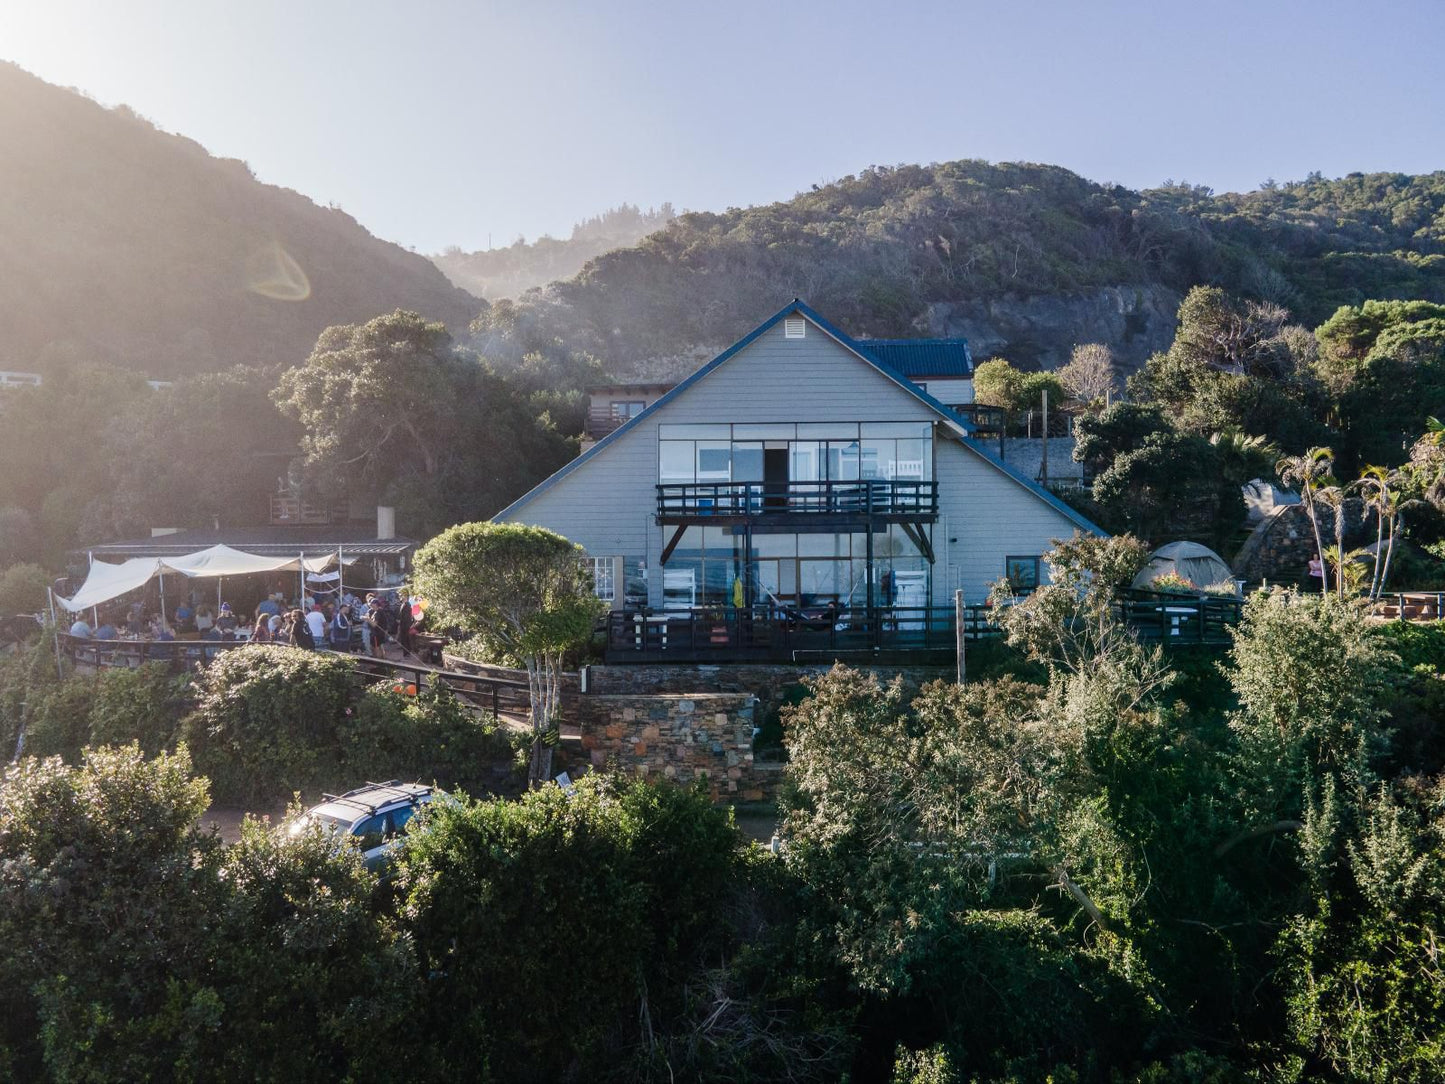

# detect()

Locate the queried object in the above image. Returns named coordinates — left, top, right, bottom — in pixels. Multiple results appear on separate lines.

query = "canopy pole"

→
left=337, top=546, right=344, bottom=603
left=159, top=572, right=167, bottom=632
left=217, top=577, right=223, bottom=610
left=46, top=587, right=63, bottom=680
left=299, top=554, right=306, bottom=607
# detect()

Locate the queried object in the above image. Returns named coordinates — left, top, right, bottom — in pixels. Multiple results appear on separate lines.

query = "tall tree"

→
left=274, top=310, right=576, bottom=537
left=412, top=522, right=602, bottom=786
left=1057, top=343, right=1118, bottom=405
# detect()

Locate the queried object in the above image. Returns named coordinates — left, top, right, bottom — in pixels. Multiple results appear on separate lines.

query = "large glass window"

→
left=657, top=422, right=932, bottom=484
left=659, top=441, right=694, bottom=482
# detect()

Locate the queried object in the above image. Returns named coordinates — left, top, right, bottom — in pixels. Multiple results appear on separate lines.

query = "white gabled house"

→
left=494, top=300, right=1103, bottom=658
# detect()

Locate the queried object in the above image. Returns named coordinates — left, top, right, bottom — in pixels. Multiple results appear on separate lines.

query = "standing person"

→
left=329, top=604, right=353, bottom=651
left=304, top=603, right=327, bottom=649
left=174, top=600, right=193, bottom=632
left=288, top=610, right=315, bottom=649
left=358, top=594, right=375, bottom=656
left=365, top=596, right=389, bottom=658
left=396, top=594, right=415, bottom=654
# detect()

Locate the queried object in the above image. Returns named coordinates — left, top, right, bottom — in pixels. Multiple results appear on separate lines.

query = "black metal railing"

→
left=1114, top=590, right=1244, bottom=644
left=656, top=479, right=938, bottom=520
left=606, top=604, right=992, bottom=662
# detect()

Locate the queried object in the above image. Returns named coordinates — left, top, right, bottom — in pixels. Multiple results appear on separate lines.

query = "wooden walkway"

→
left=56, top=633, right=562, bottom=737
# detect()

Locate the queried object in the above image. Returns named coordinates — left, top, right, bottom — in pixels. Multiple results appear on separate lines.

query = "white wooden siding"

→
left=500, top=312, right=1089, bottom=606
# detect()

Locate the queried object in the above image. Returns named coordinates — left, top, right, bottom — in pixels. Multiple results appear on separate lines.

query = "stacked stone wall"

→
left=575, top=692, right=783, bottom=802
left=1231, top=499, right=1374, bottom=585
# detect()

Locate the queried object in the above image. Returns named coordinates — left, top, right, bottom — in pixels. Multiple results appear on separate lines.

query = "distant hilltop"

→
left=0, top=62, right=480, bottom=379
left=462, top=162, right=1445, bottom=378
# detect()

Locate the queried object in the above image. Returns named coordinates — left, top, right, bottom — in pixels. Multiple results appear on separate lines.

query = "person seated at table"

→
left=194, top=604, right=214, bottom=633
left=251, top=613, right=272, bottom=643
left=94, top=615, right=119, bottom=640
left=267, top=613, right=283, bottom=642
left=69, top=616, right=92, bottom=638
left=200, top=623, right=223, bottom=642
left=216, top=603, right=238, bottom=633
left=154, top=621, right=176, bottom=642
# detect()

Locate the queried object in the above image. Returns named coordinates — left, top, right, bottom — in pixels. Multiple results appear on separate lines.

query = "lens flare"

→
left=246, top=241, right=311, bottom=301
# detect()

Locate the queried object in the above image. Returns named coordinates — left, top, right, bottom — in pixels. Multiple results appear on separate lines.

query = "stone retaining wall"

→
left=1232, top=499, right=1373, bottom=585
left=583, top=661, right=953, bottom=696
left=575, top=692, right=783, bottom=803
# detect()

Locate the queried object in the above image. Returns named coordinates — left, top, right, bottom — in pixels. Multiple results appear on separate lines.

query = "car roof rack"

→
left=318, top=780, right=434, bottom=817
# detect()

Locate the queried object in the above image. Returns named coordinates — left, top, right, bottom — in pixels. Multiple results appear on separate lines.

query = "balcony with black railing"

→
left=656, top=479, right=938, bottom=524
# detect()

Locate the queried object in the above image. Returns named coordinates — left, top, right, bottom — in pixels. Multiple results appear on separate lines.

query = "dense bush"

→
left=396, top=776, right=742, bottom=1081
left=0, top=561, right=50, bottom=614
left=341, top=683, right=520, bottom=795
left=0, top=745, right=421, bottom=1082
left=182, top=646, right=358, bottom=803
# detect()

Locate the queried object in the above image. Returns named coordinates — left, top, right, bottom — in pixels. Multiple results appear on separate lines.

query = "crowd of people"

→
left=65, top=586, right=422, bottom=660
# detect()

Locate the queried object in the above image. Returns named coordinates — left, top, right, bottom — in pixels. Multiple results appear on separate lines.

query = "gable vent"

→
left=784, top=317, right=806, bottom=339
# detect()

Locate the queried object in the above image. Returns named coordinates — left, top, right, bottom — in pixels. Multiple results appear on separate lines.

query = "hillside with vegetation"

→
left=0, top=63, right=480, bottom=378
left=433, top=203, right=675, bottom=300
left=472, top=161, right=1445, bottom=379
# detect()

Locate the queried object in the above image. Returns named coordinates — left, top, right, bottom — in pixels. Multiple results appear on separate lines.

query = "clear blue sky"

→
left=3, top=0, right=1441, bottom=254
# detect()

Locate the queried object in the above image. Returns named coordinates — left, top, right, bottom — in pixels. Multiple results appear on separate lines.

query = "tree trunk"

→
left=1380, top=513, right=1402, bottom=600
left=524, top=656, right=549, bottom=788
left=1303, top=486, right=1327, bottom=593
left=1369, top=504, right=1386, bottom=601
left=1334, top=501, right=1345, bottom=598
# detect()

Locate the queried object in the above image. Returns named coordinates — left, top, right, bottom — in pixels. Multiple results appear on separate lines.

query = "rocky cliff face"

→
left=924, top=284, right=1181, bottom=373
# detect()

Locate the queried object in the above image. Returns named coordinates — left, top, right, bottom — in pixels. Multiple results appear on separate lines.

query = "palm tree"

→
left=1277, top=447, right=1334, bottom=593
left=1315, top=482, right=1349, bottom=598
left=1355, top=465, right=1405, bottom=602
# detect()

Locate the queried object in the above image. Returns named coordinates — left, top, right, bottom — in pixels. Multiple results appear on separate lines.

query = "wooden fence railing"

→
left=56, top=634, right=534, bottom=725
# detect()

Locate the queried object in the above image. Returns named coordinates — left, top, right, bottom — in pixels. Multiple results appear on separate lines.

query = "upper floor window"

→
left=610, top=400, right=645, bottom=421
left=657, top=422, right=931, bottom=483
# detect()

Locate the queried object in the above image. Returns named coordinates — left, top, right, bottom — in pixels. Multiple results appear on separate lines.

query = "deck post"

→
left=955, top=589, right=966, bottom=685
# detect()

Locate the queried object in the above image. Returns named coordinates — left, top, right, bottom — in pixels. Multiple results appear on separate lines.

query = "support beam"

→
left=658, top=525, right=689, bottom=566
left=899, top=521, right=935, bottom=564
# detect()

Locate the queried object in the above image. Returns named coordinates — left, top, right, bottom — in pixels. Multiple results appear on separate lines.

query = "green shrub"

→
left=396, top=775, right=741, bottom=1080
left=340, top=683, right=518, bottom=794
left=86, top=662, right=192, bottom=755
left=181, top=645, right=357, bottom=805
left=0, top=746, right=219, bottom=1080
left=0, top=745, right=423, bottom=1080
left=21, top=672, right=97, bottom=760
left=0, top=562, right=51, bottom=614
left=1376, top=619, right=1445, bottom=671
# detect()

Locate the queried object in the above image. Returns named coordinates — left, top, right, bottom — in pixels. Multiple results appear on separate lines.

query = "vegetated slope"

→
left=0, top=62, right=480, bottom=378
left=472, top=161, right=1445, bottom=378
left=434, top=203, right=675, bottom=300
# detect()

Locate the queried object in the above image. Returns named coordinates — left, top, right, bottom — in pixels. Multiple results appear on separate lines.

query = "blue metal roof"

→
left=856, top=338, right=974, bottom=377
left=492, top=300, right=1102, bottom=538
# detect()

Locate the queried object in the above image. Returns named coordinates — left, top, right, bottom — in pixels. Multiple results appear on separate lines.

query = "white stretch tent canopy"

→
left=57, top=545, right=340, bottom=613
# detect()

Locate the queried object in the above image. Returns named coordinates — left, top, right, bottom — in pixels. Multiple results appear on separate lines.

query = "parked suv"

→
left=288, top=781, right=436, bottom=871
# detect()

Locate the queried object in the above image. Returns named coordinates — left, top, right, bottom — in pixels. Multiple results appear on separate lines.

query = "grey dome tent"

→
left=1131, top=541, right=1235, bottom=593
